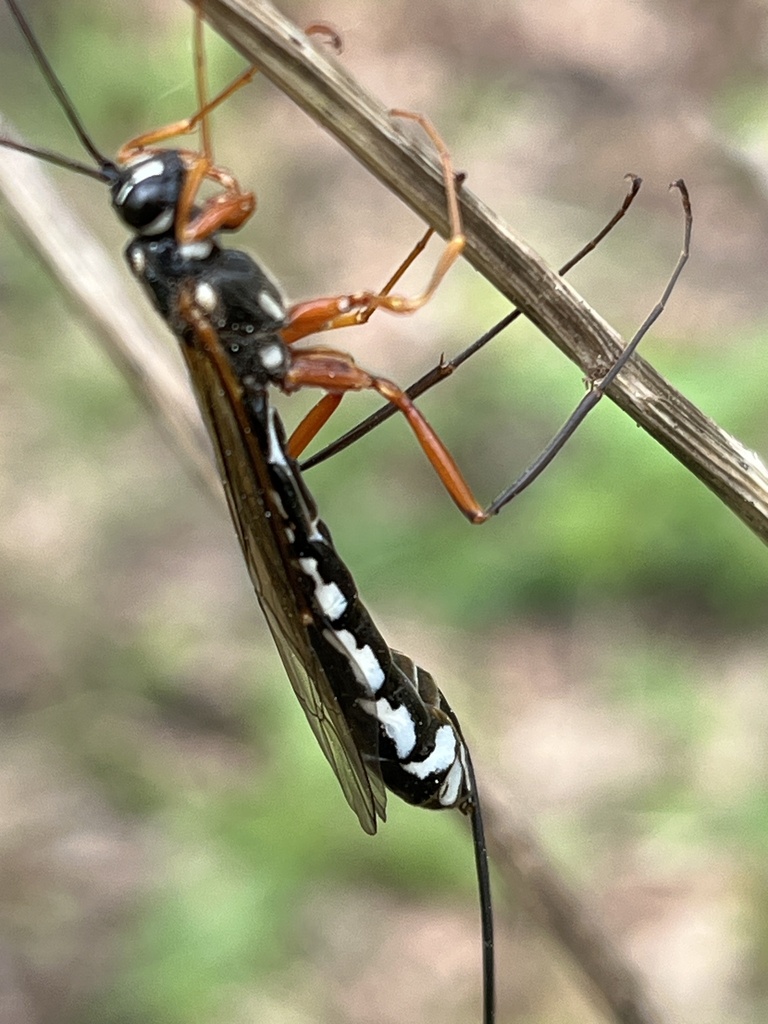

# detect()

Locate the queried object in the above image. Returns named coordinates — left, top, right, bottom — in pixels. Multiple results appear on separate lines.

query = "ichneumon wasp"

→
left=0, top=2, right=691, bottom=1022
left=2, top=2, right=496, bottom=1019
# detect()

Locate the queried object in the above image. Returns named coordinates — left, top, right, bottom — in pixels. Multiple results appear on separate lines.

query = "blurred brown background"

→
left=2, top=0, right=768, bottom=1021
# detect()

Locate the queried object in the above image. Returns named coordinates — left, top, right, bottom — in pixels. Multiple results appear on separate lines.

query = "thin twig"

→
left=190, top=0, right=768, bottom=545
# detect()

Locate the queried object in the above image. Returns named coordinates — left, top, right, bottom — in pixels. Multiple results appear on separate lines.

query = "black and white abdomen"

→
left=259, top=407, right=472, bottom=815
left=375, top=651, right=471, bottom=811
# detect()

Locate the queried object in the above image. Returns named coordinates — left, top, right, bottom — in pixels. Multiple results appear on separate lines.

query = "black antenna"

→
left=484, top=179, right=692, bottom=515
left=299, top=175, right=644, bottom=471
left=300, top=176, right=692, bottom=524
left=0, top=135, right=114, bottom=182
left=3, top=0, right=114, bottom=174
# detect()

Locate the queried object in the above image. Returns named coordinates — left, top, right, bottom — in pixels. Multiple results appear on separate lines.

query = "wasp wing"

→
left=180, top=340, right=386, bottom=835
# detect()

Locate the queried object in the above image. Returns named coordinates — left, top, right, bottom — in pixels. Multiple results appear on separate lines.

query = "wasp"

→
left=0, top=3, right=692, bottom=1022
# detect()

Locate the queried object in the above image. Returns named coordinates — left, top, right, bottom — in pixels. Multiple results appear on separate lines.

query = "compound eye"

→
left=111, top=154, right=184, bottom=236
left=118, top=186, right=174, bottom=234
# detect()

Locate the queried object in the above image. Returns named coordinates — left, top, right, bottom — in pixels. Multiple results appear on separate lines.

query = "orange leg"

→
left=280, top=226, right=441, bottom=343
left=116, top=62, right=260, bottom=243
left=283, top=350, right=486, bottom=523
left=173, top=156, right=255, bottom=243
left=194, top=4, right=213, bottom=162
left=281, top=113, right=463, bottom=343
left=280, top=224, right=451, bottom=456
left=116, top=67, right=262, bottom=163
left=287, top=393, right=343, bottom=459
left=116, top=0, right=262, bottom=243
left=358, top=224, right=435, bottom=323
left=115, top=13, right=341, bottom=245
left=283, top=228, right=432, bottom=454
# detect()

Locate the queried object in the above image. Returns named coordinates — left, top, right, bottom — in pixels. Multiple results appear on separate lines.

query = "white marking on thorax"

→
left=323, top=628, right=385, bottom=694
left=129, top=248, right=146, bottom=275
left=260, top=343, right=284, bottom=372
left=402, top=724, right=456, bottom=779
left=179, top=240, right=214, bottom=261
left=195, top=281, right=218, bottom=313
left=258, top=290, right=285, bottom=321
left=299, top=557, right=347, bottom=621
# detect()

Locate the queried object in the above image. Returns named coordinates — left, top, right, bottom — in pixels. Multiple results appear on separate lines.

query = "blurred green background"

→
left=2, top=0, right=768, bottom=1021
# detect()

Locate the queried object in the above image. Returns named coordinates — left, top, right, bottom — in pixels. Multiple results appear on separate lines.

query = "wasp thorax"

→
left=111, top=150, right=186, bottom=236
